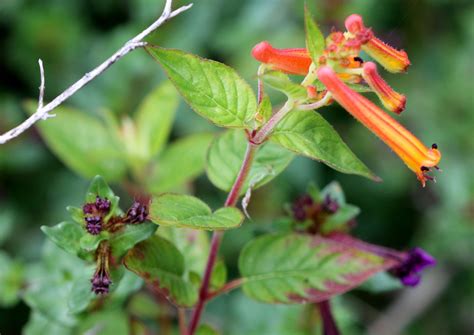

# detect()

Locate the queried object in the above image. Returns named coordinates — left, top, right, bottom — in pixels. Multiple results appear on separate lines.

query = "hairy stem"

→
left=188, top=142, right=257, bottom=334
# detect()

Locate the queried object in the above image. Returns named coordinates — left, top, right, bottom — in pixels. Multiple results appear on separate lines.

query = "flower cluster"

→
left=291, top=194, right=353, bottom=234
left=83, top=196, right=111, bottom=235
left=390, top=247, right=437, bottom=287
left=252, top=14, right=441, bottom=186
left=91, top=241, right=112, bottom=295
left=125, top=200, right=149, bottom=224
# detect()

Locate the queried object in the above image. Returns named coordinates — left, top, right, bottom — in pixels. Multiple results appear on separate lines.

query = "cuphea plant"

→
left=3, top=4, right=442, bottom=335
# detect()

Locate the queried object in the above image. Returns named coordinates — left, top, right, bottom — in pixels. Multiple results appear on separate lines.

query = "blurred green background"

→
left=0, top=0, right=473, bottom=334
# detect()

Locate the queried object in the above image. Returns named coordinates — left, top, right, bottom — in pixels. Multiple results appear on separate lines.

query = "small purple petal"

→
left=391, top=247, right=436, bottom=287
left=85, top=216, right=102, bottom=235
left=95, top=196, right=111, bottom=212
left=126, top=201, right=149, bottom=224
left=291, top=194, right=314, bottom=221
left=83, top=203, right=95, bottom=214
left=322, top=195, right=339, bottom=214
left=91, top=269, right=112, bottom=295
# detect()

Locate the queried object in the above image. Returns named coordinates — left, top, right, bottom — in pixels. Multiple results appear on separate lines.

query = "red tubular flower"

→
left=345, top=14, right=410, bottom=73
left=362, top=61, right=406, bottom=114
left=251, top=41, right=311, bottom=75
left=317, top=66, right=441, bottom=186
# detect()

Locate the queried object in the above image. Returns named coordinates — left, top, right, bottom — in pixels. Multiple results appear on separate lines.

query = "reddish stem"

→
left=318, top=300, right=340, bottom=335
left=187, top=143, right=257, bottom=335
left=206, top=278, right=244, bottom=301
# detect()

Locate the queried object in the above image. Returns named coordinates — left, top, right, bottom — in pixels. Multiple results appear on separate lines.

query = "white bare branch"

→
left=0, top=0, right=193, bottom=145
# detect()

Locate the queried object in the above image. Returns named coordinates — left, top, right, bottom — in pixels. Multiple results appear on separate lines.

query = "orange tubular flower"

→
left=345, top=14, right=410, bottom=73
left=317, top=66, right=441, bottom=186
left=362, top=61, right=406, bottom=114
left=251, top=41, right=311, bottom=75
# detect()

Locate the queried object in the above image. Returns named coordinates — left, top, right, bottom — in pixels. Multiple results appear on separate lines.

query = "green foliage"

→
left=255, top=95, right=273, bottom=127
left=197, top=324, right=220, bottom=335
left=239, top=233, right=393, bottom=304
left=109, top=223, right=157, bottom=259
left=150, top=193, right=244, bottom=230
left=134, top=81, right=178, bottom=160
left=24, top=101, right=127, bottom=181
left=261, top=70, right=308, bottom=101
left=270, top=111, right=378, bottom=180
left=147, top=47, right=257, bottom=129
left=148, top=133, right=214, bottom=193
left=207, top=129, right=294, bottom=194
left=124, top=235, right=198, bottom=307
left=0, top=251, right=23, bottom=307
left=304, top=6, right=325, bottom=63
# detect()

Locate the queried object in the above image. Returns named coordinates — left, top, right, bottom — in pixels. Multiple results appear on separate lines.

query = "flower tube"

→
left=317, top=66, right=441, bottom=186
left=251, top=41, right=311, bottom=75
left=362, top=61, right=406, bottom=114
left=345, top=14, right=410, bottom=73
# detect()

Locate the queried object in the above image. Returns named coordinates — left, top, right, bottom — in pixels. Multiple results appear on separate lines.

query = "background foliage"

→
left=0, top=0, right=473, bottom=334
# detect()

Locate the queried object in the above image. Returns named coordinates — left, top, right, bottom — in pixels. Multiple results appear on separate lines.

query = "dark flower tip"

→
left=322, top=195, right=339, bottom=214
left=291, top=194, right=314, bottom=221
left=391, top=247, right=436, bottom=287
left=82, top=196, right=111, bottom=215
left=126, top=201, right=149, bottom=224
left=91, top=269, right=112, bottom=295
left=85, top=216, right=102, bottom=235
left=95, top=196, right=111, bottom=212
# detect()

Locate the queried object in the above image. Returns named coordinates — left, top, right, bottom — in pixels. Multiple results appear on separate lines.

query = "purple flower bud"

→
left=95, top=196, right=111, bottom=212
left=322, top=195, right=339, bottom=214
left=91, top=268, right=112, bottom=295
left=391, top=247, right=436, bottom=287
left=291, top=194, right=314, bottom=221
left=85, top=216, right=102, bottom=235
left=83, top=203, right=95, bottom=214
left=126, top=201, right=149, bottom=224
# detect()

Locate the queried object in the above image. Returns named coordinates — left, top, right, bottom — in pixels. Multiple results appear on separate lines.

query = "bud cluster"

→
left=83, top=196, right=111, bottom=235
left=291, top=194, right=351, bottom=234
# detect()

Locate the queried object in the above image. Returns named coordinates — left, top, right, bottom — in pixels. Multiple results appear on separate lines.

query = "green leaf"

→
left=147, top=47, right=256, bottom=128
left=270, top=111, right=378, bottom=180
left=67, top=265, right=95, bottom=314
left=148, top=133, right=214, bottom=193
left=255, top=95, right=273, bottom=127
left=321, top=181, right=346, bottom=204
left=86, top=175, right=121, bottom=219
left=304, top=6, right=325, bottom=62
left=109, top=222, right=158, bottom=259
left=321, top=205, right=360, bottom=234
left=124, top=235, right=198, bottom=307
left=77, top=309, right=130, bottom=335
left=196, top=324, right=220, bottom=335
left=239, top=233, right=395, bottom=304
left=24, top=312, right=73, bottom=335
left=41, top=221, right=85, bottom=256
left=24, top=101, right=127, bottom=181
left=66, top=206, right=84, bottom=225
left=0, top=251, right=23, bottom=307
left=207, top=129, right=294, bottom=194
left=149, top=194, right=244, bottom=230
left=79, top=232, right=109, bottom=252
left=261, top=70, right=308, bottom=101
left=158, top=227, right=210, bottom=279
left=134, top=81, right=179, bottom=159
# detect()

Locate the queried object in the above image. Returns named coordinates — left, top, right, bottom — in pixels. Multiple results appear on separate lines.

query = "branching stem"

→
left=0, top=0, right=193, bottom=144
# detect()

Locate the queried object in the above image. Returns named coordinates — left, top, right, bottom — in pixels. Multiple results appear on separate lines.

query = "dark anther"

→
left=431, top=143, right=438, bottom=149
left=420, top=166, right=430, bottom=172
left=353, top=56, right=364, bottom=64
